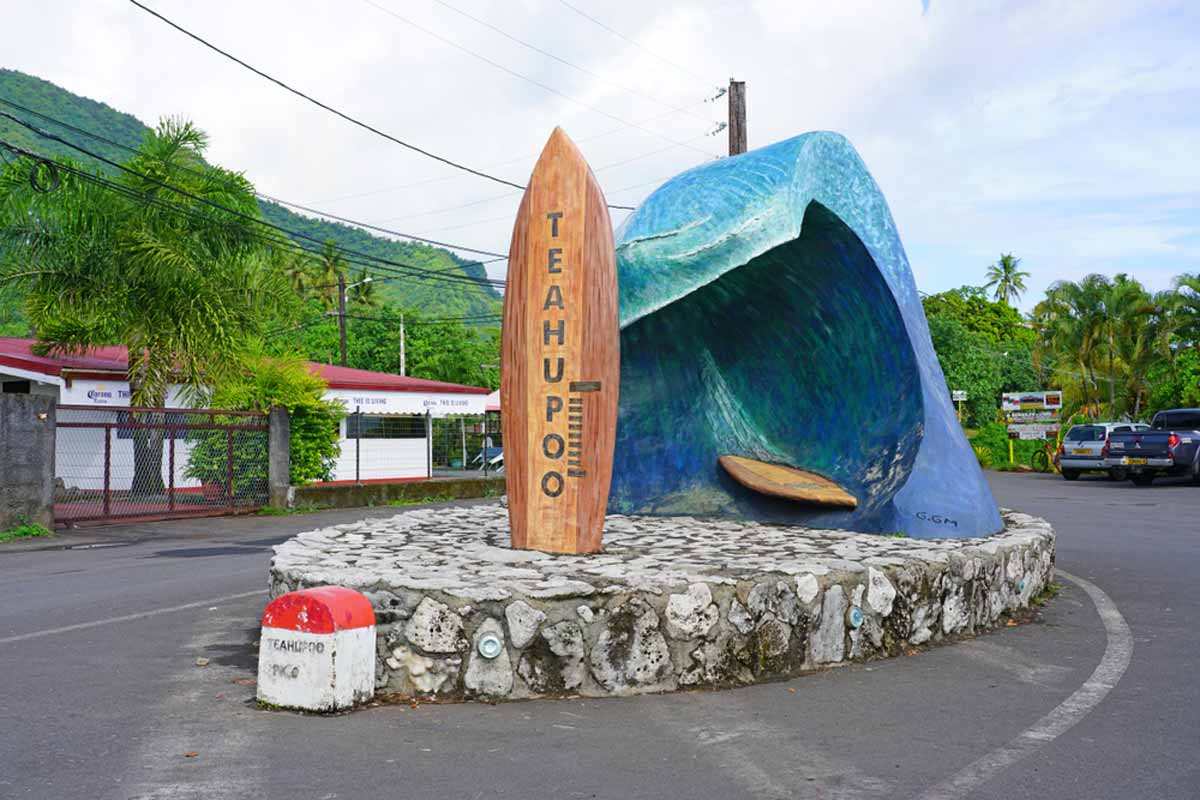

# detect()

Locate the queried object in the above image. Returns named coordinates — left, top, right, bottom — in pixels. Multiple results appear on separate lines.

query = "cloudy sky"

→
left=6, top=0, right=1199, bottom=310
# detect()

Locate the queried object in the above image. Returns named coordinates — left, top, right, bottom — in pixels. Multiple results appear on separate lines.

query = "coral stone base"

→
left=268, top=506, right=1054, bottom=701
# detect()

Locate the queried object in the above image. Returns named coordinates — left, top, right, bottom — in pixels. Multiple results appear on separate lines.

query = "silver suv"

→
left=1057, top=422, right=1150, bottom=480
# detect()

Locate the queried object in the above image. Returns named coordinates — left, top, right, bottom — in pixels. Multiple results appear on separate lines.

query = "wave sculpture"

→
left=608, top=132, right=1002, bottom=539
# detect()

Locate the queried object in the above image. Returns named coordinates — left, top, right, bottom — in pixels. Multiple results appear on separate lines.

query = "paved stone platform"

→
left=268, top=505, right=1055, bottom=702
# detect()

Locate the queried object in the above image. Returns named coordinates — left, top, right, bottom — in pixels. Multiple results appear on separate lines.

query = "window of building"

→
left=345, top=414, right=426, bottom=439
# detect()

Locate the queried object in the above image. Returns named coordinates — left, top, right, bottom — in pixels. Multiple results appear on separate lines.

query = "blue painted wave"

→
left=609, top=132, right=1002, bottom=539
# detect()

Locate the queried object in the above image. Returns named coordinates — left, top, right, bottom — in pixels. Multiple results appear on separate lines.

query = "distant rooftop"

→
left=0, top=337, right=488, bottom=395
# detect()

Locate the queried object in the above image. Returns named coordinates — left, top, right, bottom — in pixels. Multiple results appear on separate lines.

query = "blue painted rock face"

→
left=609, top=132, right=1002, bottom=539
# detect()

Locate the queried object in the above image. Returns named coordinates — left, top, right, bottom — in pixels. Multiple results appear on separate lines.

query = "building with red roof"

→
left=0, top=337, right=491, bottom=483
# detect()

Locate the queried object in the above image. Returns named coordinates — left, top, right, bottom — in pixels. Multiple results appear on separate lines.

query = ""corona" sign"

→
left=501, top=128, right=619, bottom=554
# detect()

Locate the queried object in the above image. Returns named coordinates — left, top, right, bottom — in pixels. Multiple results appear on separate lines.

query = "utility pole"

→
left=728, top=78, right=747, bottom=156
left=337, top=273, right=348, bottom=367
left=399, top=312, right=406, bottom=376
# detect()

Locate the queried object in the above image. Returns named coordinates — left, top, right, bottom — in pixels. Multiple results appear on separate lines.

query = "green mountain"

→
left=0, top=68, right=502, bottom=330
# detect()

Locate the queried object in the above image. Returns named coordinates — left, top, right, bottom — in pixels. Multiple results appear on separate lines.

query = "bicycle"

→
left=1030, top=438, right=1060, bottom=474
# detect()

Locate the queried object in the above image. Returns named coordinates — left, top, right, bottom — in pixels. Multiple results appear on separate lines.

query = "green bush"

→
left=969, top=422, right=1041, bottom=470
left=187, top=351, right=342, bottom=488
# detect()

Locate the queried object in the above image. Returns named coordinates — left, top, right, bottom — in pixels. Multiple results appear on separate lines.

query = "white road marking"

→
left=916, top=568, right=1133, bottom=800
left=0, top=589, right=267, bottom=645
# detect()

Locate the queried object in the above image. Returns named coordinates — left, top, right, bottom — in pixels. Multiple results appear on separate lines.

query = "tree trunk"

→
left=128, top=375, right=167, bottom=497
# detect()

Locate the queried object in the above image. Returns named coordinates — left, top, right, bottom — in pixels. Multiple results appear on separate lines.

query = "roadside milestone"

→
left=268, top=505, right=1055, bottom=702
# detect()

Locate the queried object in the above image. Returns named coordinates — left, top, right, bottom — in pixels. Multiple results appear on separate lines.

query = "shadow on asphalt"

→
left=203, top=625, right=261, bottom=671
left=148, top=545, right=270, bottom=558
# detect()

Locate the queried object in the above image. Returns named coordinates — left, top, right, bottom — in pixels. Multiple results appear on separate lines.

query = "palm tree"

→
left=0, top=116, right=285, bottom=493
left=311, top=240, right=345, bottom=311
left=985, top=253, right=1030, bottom=305
left=1172, top=273, right=1200, bottom=347
left=350, top=267, right=380, bottom=309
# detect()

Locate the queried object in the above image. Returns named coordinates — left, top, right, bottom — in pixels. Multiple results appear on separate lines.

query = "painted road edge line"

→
left=0, top=589, right=268, bottom=645
left=916, top=568, right=1134, bottom=800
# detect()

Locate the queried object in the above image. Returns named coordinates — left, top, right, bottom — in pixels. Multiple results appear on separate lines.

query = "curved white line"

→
left=917, top=568, right=1133, bottom=800
left=0, top=589, right=267, bottom=645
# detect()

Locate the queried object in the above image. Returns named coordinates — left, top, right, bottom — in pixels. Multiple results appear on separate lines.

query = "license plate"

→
left=1126, top=457, right=1147, bottom=465
left=1072, top=448, right=1090, bottom=455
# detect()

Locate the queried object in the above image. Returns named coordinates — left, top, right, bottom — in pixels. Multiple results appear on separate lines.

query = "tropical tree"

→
left=985, top=253, right=1030, bottom=305
left=310, top=239, right=345, bottom=311
left=0, top=117, right=287, bottom=493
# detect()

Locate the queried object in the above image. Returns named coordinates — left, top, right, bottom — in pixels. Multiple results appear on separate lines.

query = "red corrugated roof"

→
left=0, top=337, right=489, bottom=395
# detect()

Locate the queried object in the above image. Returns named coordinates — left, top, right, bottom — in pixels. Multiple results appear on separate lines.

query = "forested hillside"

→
left=0, top=68, right=502, bottom=332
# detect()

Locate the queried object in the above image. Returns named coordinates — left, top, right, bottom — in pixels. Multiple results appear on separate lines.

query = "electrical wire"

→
left=125, top=0, right=638, bottom=210
left=430, top=0, right=712, bottom=123
left=0, top=142, right=505, bottom=297
left=0, top=95, right=509, bottom=260
left=556, top=0, right=712, bottom=83
left=306, top=98, right=710, bottom=206
left=359, top=0, right=718, bottom=160
left=0, top=118, right=508, bottom=290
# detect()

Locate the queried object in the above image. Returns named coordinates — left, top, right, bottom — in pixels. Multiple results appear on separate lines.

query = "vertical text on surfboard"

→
left=540, top=210, right=600, bottom=498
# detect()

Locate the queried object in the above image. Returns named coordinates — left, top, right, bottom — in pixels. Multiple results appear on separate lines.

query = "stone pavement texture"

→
left=269, top=504, right=1055, bottom=701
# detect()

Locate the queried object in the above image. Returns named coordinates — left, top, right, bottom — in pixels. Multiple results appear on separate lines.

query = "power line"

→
left=0, top=94, right=509, bottom=261
left=0, top=129, right=506, bottom=293
left=366, top=132, right=712, bottom=226
left=360, top=0, right=718, bottom=160
left=430, top=0, right=712, bottom=123
left=125, top=0, right=524, bottom=189
left=556, top=0, right=712, bottom=83
left=306, top=99, right=710, bottom=206
left=125, top=0, right=640, bottom=210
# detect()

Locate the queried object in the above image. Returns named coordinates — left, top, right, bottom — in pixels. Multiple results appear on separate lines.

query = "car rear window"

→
left=1065, top=425, right=1105, bottom=442
left=1153, top=412, right=1200, bottom=430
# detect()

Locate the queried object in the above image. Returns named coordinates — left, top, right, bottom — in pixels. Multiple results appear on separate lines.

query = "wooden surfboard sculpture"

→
left=502, top=128, right=619, bottom=554
left=718, top=455, right=858, bottom=509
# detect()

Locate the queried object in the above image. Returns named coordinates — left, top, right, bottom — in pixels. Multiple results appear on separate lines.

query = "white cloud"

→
left=3, top=0, right=1197, bottom=307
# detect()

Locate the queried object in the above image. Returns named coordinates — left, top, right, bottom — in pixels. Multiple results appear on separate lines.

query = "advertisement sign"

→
left=1001, top=391, right=1062, bottom=412
left=1002, top=389, right=1062, bottom=440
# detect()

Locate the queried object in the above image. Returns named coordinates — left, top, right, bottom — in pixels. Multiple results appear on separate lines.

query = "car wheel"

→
left=1062, top=469, right=1080, bottom=481
left=1131, top=473, right=1155, bottom=487
left=1108, top=468, right=1127, bottom=482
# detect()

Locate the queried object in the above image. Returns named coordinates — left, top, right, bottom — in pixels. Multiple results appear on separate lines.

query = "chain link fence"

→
left=54, top=405, right=269, bottom=523
left=333, top=411, right=503, bottom=483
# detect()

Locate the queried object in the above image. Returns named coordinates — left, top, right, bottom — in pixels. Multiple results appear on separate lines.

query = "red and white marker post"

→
left=257, top=586, right=376, bottom=711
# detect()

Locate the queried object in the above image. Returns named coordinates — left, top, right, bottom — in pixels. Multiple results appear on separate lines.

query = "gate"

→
left=54, top=405, right=270, bottom=524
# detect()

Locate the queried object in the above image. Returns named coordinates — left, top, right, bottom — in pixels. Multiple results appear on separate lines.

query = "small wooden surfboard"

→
left=719, top=455, right=858, bottom=509
left=502, top=128, right=619, bottom=554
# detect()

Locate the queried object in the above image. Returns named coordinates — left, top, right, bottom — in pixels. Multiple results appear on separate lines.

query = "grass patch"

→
left=0, top=521, right=55, bottom=543
left=1031, top=581, right=1064, bottom=607
left=387, top=493, right=456, bottom=507
left=256, top=503, right=323, bottom=516
left=883, top=530, right=908, bottom=538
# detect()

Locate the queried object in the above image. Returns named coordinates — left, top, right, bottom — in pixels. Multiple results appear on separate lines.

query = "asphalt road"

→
left=1, top=473, right=1197, bottom=799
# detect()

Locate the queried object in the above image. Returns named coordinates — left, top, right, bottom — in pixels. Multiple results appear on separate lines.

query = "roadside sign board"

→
left=951, top=390, right=968, bottom=402
left=1002, top=391, right=1062, bottom=412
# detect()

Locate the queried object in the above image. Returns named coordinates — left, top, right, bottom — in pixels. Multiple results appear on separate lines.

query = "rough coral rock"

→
left=665, top=583, right=719, bottom=640
left=504, top=599, right=546, bottom=649
left=589, top=601, right=672, bottom=691
left=812, top=585, right=847, bottom=664
left=405, top=597, right=467, bottom=654
left=387, top=646, right=461, bottom=694
left=867, top=567, right=896, bottom=616
left=518, top=621, right=586, bottom=693
left=464, top=618, right=513, bottom=696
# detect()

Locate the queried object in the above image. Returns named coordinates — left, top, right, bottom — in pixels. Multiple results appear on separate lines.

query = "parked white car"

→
left=1056, top=422, right=1150, bottom=480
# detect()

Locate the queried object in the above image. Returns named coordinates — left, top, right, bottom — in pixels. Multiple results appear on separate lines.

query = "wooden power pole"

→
left=337, top=273, right=348, bottom=367
left=728, top=78, right=747, bottom=156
